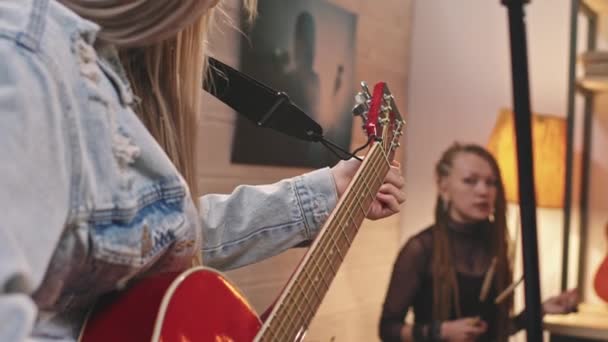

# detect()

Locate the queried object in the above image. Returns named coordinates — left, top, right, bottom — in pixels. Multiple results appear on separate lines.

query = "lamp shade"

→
left=487, top=108, right=566, bottom=208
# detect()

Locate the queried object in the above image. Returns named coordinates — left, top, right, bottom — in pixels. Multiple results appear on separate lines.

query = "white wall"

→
left=403, top=0, right=572, bottom=340
left=403, top=0, right=570, bottom=238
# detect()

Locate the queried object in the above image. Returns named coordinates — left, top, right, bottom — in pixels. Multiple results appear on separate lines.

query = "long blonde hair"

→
left=61, top=0, right=258, bottom=196
left=432, top=143, right=512, bottom=341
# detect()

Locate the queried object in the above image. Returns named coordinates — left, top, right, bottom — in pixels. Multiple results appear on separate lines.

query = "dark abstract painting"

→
left=231, top=0, right=358, bottom=168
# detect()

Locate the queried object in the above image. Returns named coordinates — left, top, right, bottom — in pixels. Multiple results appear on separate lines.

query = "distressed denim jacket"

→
left=0, top=1, right=338, bottom=340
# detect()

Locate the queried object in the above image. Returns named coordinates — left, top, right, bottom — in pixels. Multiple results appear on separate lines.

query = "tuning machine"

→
left=352, top=81, right=372, bottom=118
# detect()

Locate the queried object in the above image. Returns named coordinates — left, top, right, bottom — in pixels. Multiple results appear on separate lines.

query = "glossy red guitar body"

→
left=79, top=267, right=261, bottom=342
left=594, top=224, right=608, bottom=303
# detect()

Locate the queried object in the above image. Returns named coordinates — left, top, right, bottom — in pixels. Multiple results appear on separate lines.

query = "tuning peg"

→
left=360, top=81, right=372, bottom=99
left=355, top=92, right=368, bottom=105
left=378, top=117, right=389, bottom=126
left=397, top=120, right=406, bottom=130
left=383, top=94, right=394, bottom=108
left=352, top=103, right=368, bottom=118
left=353, top=88, right=370, bottom=118
left=380, top=105, right=392, bottom=113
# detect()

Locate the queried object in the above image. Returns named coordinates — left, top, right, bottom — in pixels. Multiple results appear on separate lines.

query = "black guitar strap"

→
left=203, top=57, right=323, bottom=142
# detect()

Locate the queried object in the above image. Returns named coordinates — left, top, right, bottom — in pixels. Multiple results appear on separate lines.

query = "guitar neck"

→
left=256, top=142, right=392, bottom=341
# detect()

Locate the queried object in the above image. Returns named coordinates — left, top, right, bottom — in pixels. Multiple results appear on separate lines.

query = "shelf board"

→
left=578, top=76, right=608, bottom=92
left=544, top=303, right=608, bottom=340
left=582, top=0, right=608, bottom=14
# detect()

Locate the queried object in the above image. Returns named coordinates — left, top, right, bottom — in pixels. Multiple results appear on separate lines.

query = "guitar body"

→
left=594, top=257, right=608, bottom=302
left=79, top=267, right=261, bottom=342
left=594, top=224, right=608, bottom=302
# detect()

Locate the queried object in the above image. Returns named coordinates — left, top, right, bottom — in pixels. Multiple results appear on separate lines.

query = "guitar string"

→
left=265, top=146, right=383, bottom=341
left=281, top=149, right=383, bottom=342
left=265, top=97, right=402, bottom=340
left=270, top=143, right=390, bottom=340
left=270, top=113, right=400, bottom=340
left=280, top=117, right=399, bottom=338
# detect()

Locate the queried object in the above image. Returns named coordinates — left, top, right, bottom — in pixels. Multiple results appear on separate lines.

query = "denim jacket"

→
left=0, top=1, right=338, bottom=340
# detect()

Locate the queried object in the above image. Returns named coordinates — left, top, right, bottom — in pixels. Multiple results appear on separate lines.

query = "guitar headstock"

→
left=352, top=81, right=405, bottom=159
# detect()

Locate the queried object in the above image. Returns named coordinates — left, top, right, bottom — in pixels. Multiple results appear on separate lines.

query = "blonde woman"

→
left=0, top=0, right=405, bottom=340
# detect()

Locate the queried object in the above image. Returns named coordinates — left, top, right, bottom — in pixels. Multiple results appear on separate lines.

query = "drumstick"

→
left=479, top=257, right=498, bottom=302
left=495, top=276, right=524, bottom=305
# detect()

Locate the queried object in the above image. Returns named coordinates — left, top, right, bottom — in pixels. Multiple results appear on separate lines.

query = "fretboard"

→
left=255, top=141, right=392, bottom=341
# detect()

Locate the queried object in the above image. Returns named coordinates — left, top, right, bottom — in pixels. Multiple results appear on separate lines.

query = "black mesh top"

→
left=379, top=221, right=514, bottom=341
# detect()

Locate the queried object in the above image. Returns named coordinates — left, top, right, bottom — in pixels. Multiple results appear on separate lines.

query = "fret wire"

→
left=327, top=235, right=345, bottom=260
left=307, top=231, right=341, bottom=287
left=350, top=150, right=378, bottom=218
left=263, top=142, right=394, bottom=341
left=293, top=279, right=315, bottom=326
left=277, top=278, right=314, bottom=340
left=361, top=171, right=377, bottom=201
left=328, top=146, right=377, bottom=248
left=318, top=142, right=392, bottom=327
left=310, top=251, right=332, bottom=290
left=337, top=227, right=350, bottom=261
left=380, top=142, right=392, bottom=167
left=261, top=318, right=280, bottom=342
left=331, top=145, right=381, bottom=250
left=276, top=275, right=315, bottom=340
left=270, top=299, right=291, bottom=342
left=322, top=238, right=340, bottom=273
left=288, top=147, right=383, bottom=333
left=317, top=232, right=344, bottom=289
left=276, top=286, right=299, bottom=341
left=294, top=147, right=384, bottom=336
left=297, top=118, right=400, bottom=338
left=346, top=215, right=357, bottom=239
left=333, top=238, right=344, bottom=271
left=310, top=234, right=340, bottom=292
left=339, top=146, right=385, bottom=241
left=274, top=236, right=337, bottom=338
left=354, top=191, right=369, bottom=216
left=352, top=156, right=381, bottom=226
left=277, top=232, right=338, bottom=339
left=314, top=227, right=346, bottom=282
left=354, top=156, right=376, bottom=211
left=296, top=274, right=319, bottom=329
left=336, top=144, right=379, bottom=226
left=354, top=193, right=368, bottom=215
left=301, top=267, right=324, bottom=310
left=290, top=151, right=381, bottom=341
left=339, top=224, right=352, bottom=245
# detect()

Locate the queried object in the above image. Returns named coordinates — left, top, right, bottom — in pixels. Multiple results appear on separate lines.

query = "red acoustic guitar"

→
left=594, top=223, right=608, bottom=302
left=79, top=81, right=404, bottom=342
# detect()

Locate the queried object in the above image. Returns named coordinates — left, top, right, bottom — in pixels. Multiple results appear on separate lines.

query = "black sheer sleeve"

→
left=379, top=232, right=431, bottom=342
left=509, top=310, right=527, bottom=335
